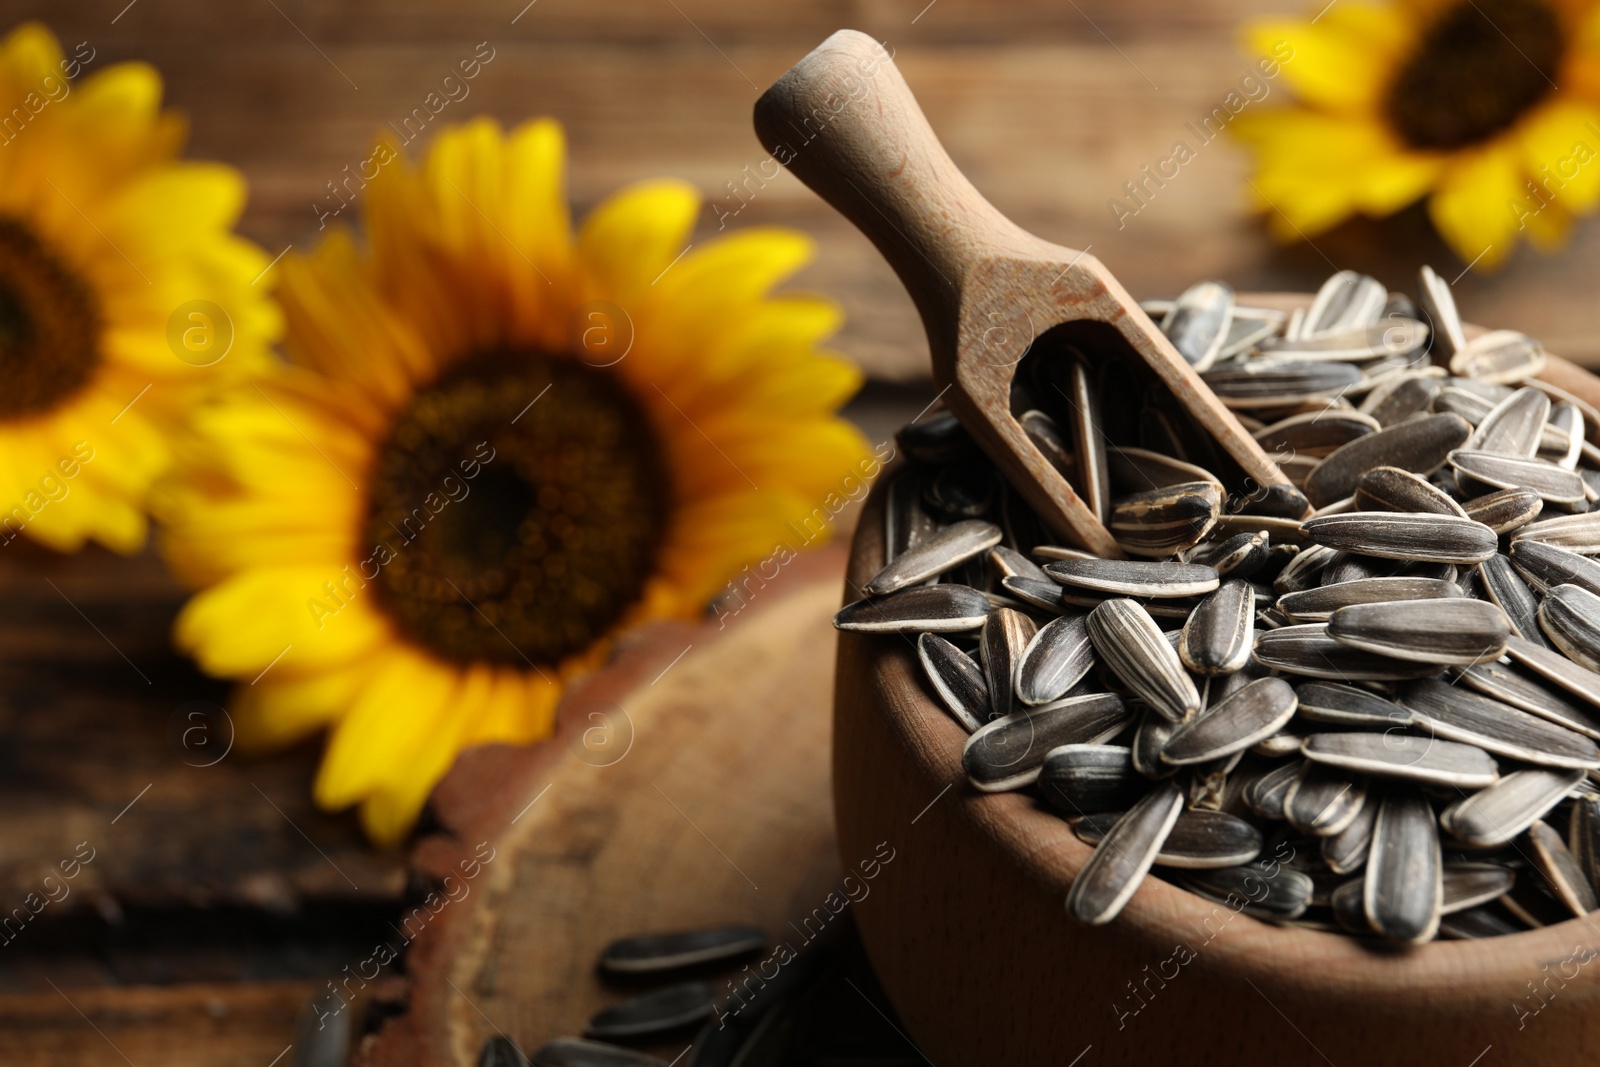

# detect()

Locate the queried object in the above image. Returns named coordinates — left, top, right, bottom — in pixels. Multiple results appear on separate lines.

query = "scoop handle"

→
left=753, top=30, right=1045, bottom=358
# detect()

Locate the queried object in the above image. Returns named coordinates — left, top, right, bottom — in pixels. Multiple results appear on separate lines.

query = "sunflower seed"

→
left=1439, top=766, right=1582, bottom=844
left=1254, top=624, right=1441, bottom=681
left=1547, top=402, right=1585, bottom=468
left=1449, top=329, right=1546, bottom=384
left=1243, top=760, right=1303, bottom=819
left=1452, top=660, right=1600, bottom=739
left=1203, top=361, right=1363, bottom=409
left=1464, top=487, right=1544, bottom=534
left=1111, top=481, right=1221, bottom=557
left=600, top=925, right=766, bottom=975
left=1187, top=530, right=1270, bottom=579
left=1331, top=878, right=1373, bottom=933
left=1178, top=580, right=1255, bottom=675
left=1326, top=597, right=1508, bottom=665
left=916, top=633, right=989, bottom=733
left=861, top=520, right=1002, bottom=595
left=1301, top=731, right=1498, bottom=787
left=1253, top=410, right=1380, bottom=455
left=1322, top=794, right=1379, bottom=874
left=1132, top=710, right=1180, bottom=779
left=1365, top=790, right=1443, bottom=942
left=585, top=982, right=715, bottom=1040
left=531, top=1040, right=665, bottom=1067
left=1086, top=600, right=1202, bottom=723
left=1504, top=633, right=1600, bottom=713
left=999, top=575, right=1067, bottom=614
left=1363, top=372, right=1444, bottom=427
left=1017, top=614, right=1095, bottom=706
left=481, top=1037, right=531, bottom=1067
left=1260, top=319, right=1427, bottom=362
left=1045, top=558, right=1220, bottom=598
left=1161, top=281, right=1234, bottom=372
left=1064, top=360, right=1112, bottom=526
left=1219, top=306, right=1285, bottom=357
left=1301, top=512, right=1496, bottom=564
left=1020, top=409, right=1076, bottom=479
left=980, top=608, right=1035, bottom=721
left=1509, top=538, right=1600, bottom=597
left=1306, top=270, right=1387, bottom=337
left=1528, top=819, right=1598, bottom=917
left=1441, top=863, right=1517, bottom=914
left=1439, top=906, right=1524, bottom=940
left=1352, top=466, right=1468, bottom=517
left=1416, top=264, right=1466, bottom=358
left=1038, top=745, right=1144, bottom=816
left=1104, top=447, right=1222, bottom=494
left=1073, top=807, right=1262, bottom=868
left=1512, top=511, right=1600, bottom=552
left=834, top=584, right=990, bottom=633
left=1467, top=386, right=1550, bottom=457
left=1476, top=554, right=1545, bottom=646
left=1158, top=678, right=1296, bottom=767
left=1278, top=577, right=1463, bottom=623
left=1304, top=413, right=1472, bottom=508
left=1252, top=726, right=1307, bottom=758
left=1569, top=795, right=1600, bottom=892
left=1212, top=513, right=1311, bottom=544
left=1273, top=543, right=1341, bottom=594
left=989, top=545, right=1050, bottom=584
left=1065, top=780, right=1184, bottom=924
left=963, top=693, right=1131, bottom=791
left=1539, top=584, right=1600, bottom=673
left=1284, top=762, right=1367, bottom=835
left=1399, top=677, right=1600, bottom=768
left=1180, top=863, right=1315, bottom=919
left=1449, top=450, right=1587, bottom=507
left=1295, top=682, right=1414, bottom=727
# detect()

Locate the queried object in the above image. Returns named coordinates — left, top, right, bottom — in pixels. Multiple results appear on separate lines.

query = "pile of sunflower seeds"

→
left=836, top=267, right=1600, bottom=944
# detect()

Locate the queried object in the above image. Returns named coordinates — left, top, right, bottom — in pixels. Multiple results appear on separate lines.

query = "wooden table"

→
left=6, top=0, right=1600, bottom=1062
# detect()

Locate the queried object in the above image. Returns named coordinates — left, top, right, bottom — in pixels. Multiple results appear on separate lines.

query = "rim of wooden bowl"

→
left=843, top=291, right=1600, bottom=1000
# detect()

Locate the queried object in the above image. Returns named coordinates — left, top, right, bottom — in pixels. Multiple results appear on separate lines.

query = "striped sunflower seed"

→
left=1110, top=480, right=1221, bottom=557
left=861, top=519, right=1003, bottom=595
left=1466, top=386, right=1550, bottom=457
left=1132, top=710, right=1180, bottom=779
left=1253, top=624, right=1442, bottom=681
left=1416, top=264, right=1466, bottom=358
left=1504, top=633, right=1600, bottom=712
left=1253, top=410, right=1379, bottom=455
left=834, top=584, right=990, bottom=633
left=1161, top=677, right=1296, bottom=765
left=1305, top=270, right=1387, bottom=337
left=1452, top=660, right=1600, bottom=739
left=585, top=982, right=715, bottom=1040
left=1203, top=360, right=1363, bottom=409
left=1037, top=745, right=1145, bottom=816
left=1064, top=781, right=1184, bottom=924
left=1105, top=447, right=1222, bottom=494
left=1072, top=807, right=1262, bottom=868
left=1179, top=579, right=1255, bottom=675
left=1087, top=599, right=1202, bottom=723
left=1322, top=794, right=1379, bottom=874
left=988, top=544, right=1050, bottom=584
left=1331, top=877, right=1372, bottom=934
left=1273, top=543, right=1341, bottom=594
left=1180, top=863, right=1314, bottom=919
left=1283, top=762, right=1367, bottom=836
left=1512, top=511, right=1600, bottom=553
left=1353, top=465, right=1469, bottom=516
left=599, top=925, right=766, bottom=975
left=1301, top=731, right=1498, bottom=788
left=916, top=633, right=989, bottom=733
left=1067, top=360, right=1112, bottom=526
left=1325, top=597, right=1509, bottom=665
left=1242, top=760, right=1302, bottom=820
left=1187, top=530, right=1270, bottom=580
left=1362, top=372, right=1443, bottom=427
left=1044, top=558, right=1220, bottom=598
left=1278, top=576, right=1463, bottom=623
left=1527, top=819, right=1598, bottom=917
left=1478, top=554, right=1547, bottom=644
left=1398, top=677, right=1600, bottom=769
left=1448, top=450, right=1587, bottom=508
left=1295, top=682, right=1413, bottom=727
left=1440, top=863, right=1517, bottom=915
left=1301, top=512, right=1497, bottom=564
left=1020, top=409, right=1076, bottom=480
left=1509, top=538, right=1600, bottom=597
left=1463, top=487, right=1544, bottom=534
left=1017, top=614, right=1095, bottom=706
left=963, top=692, right=1132, bottom=792
left=1365, top=790, right=1443, bottom=942
left=1000, top=575, right=1068, bottom=614
left=981, top=608, right=1036, bottom=721
left=1448, top=329, right=1545, bottom=385
left=1161, top=280, right=1234, bottom=372
left=1304, top=413, right=1471, bottom=508
left=1538, top=583, right=1600, bottom=673
left=1258, top=319, right=1427, bottom=362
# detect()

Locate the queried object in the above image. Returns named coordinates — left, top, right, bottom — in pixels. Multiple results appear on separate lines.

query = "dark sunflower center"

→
left=1386, top=0, right=1563, bottom=150
left=0, top=217, right=99, bottom=419
left=364, top=351, right=670, bottom=667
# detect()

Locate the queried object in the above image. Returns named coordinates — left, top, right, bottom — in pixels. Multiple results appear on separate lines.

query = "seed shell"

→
left=1463, top=487, right=1544, bottom=534
left=1284, top=762, right=1367, bottom=836
left=1016, top=613, right=1095, bottom=706
left=1301, top=731, right=1498, bottom=787
left=1326, top=597, right=1508, bottom=665
left=1179, top=579, right=1255, bottom=675
left=1065, top=781, right=1185, bottom=924
left=1527, top=819, right=1598, bottom=917
left=963, top=692, right=1131, bottom=792
left=1087, top=599, right=1202, bottom=723
left=1161, top=677, right=1297, bottom=765
left=585, top=981, right=715, bottom=1040
left=1254, top=624, right=1442, bottom=681
left=1044, top=558, right=1220, bottom=598
left=835, top=584, right=990, bottom=633
left=1398, top=677, right=1600, bottom=769
left=1304, top=413, right=1471, bottom=507
left=1301, top=512, right=1497, bottom=564
left=861, top=519, right=1003, bottom=595
left=1365, top=790, right=1443, bottom=943
left=1072, top=807, right=1262, bottom=868
left=1538, top=583, right=1600, bottom=673
left=916, top=633, right=989, bottom=733
left=1037, top=745, right=1145, bottom=816
left=600, top=925, right=766, bottom=975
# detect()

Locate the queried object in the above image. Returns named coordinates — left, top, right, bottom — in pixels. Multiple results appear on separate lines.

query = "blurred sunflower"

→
left=0, top=23, right=276, bottom=552
left=159, top=117, right=870, bottom=844
left=1234, top=0, right=1600, bottom=268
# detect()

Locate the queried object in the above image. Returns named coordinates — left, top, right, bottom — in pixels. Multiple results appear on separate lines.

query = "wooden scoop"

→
left=754, top=30, right=1308, bottom=557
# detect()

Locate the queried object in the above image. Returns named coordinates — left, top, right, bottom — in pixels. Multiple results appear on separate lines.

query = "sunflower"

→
left=1233, top=0, right=1600, bottom=268
left=0, top=23, right=276, bottom=552
left=159, top=117, right=871, bottom=844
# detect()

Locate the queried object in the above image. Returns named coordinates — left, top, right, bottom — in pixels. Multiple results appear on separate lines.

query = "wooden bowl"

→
left=835, top=304, right=1600, bottom=1067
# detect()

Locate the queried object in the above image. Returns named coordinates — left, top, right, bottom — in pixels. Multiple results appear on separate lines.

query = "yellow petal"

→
left=577, top=179, right=700, bottom=308
left=1243, top=5, right=1410, bottom=115
left=1429, top=139, right=1527, bottom=268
